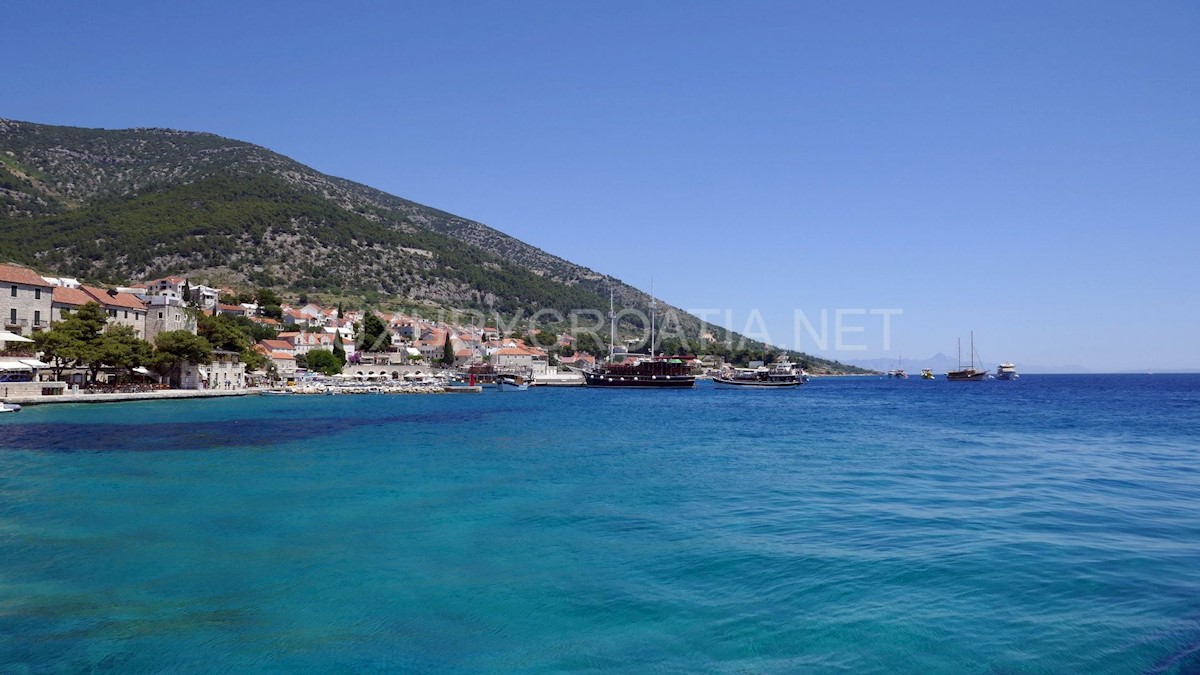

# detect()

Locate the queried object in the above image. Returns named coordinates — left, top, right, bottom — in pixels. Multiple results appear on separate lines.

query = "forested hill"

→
left=0, top=118, right=871, bottom=373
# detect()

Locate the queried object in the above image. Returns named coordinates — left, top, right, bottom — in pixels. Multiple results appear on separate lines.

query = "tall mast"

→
left=609, top=288, right=615, bottom=362
left=958, top=337, right=962, bottom=369
left=970, top=331, right=976, bottom=370
left=649, top=277, right=656, bottom=358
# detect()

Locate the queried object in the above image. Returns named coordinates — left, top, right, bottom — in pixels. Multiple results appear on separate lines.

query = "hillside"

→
left=0, top=118, right=871, bottom=373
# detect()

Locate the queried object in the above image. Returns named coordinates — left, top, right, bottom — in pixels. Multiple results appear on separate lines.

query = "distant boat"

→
left=946, top=333, right=987, bottom=382
left=996, top=362, right=1019, bottom=380
left=921, top=369, right=935, bottom=380
left=887, top=356, right=908, bottom=379
left=713, top=356, right=807, bottom=388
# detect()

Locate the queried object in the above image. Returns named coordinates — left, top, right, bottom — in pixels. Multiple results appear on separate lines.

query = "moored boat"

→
left=583, top=356, right=695, bottom=388
left=996, top=362, right=1019, bottom=380
left=496, top=374, right=530, bottom=391
left=921, top=369, right=935, bottom=380
left=582, top=287, right=695, bottom=389
left=713, top=356, right=806, bottom=388
left=946, top=333, right=987, bottom=381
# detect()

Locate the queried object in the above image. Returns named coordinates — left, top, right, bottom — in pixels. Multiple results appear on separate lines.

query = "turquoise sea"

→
left=2, top=374, right=1199, bottom=673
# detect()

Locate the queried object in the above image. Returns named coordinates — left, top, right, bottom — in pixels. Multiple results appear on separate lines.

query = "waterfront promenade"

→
left=4, top=388, right=252, bottom=406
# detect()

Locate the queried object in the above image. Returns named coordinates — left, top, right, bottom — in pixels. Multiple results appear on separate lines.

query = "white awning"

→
left=0, top=331, right=34, bottom=343
left=132, top=366, right=152, bottom=375
left=20, top=359, right=49, bottom=368
left=405, top=347, right=422, bottom=357
left=0, top=360, right=32, bottom=370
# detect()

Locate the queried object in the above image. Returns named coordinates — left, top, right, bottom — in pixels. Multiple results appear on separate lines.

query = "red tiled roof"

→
left=258, top=339, right=293, bottom=351
left=0, top=264, right=53, bottom=288
left=82, top=286, right=146, bottom=311
left=270, top=351, right=296, bottom=360
left=52, top=285, right=94, bottom=306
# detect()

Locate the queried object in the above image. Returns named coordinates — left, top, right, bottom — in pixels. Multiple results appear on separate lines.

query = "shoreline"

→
left=4, top=389, right=253, bottom=406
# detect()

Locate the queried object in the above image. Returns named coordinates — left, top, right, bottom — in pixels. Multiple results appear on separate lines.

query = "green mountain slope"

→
left=0, top=118, right=870, bottom=373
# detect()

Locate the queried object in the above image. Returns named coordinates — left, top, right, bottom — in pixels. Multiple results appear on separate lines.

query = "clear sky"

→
left=5, top=1, right=1198, bottom=371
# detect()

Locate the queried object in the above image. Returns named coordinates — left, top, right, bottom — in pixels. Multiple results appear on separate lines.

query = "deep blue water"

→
left=1, top=374, right=1199, bottom=673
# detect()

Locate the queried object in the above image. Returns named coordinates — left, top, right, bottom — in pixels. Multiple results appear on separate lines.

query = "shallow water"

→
left=2, top=375, right=1199, bottom=672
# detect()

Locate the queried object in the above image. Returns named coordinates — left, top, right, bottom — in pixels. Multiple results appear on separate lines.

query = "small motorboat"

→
left=0, top=402, right=22, bottom=413
left=496, top=375, right=529, bottom=391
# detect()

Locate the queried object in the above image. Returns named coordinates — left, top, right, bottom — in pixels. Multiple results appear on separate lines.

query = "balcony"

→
left=5, top=318, right=28, bottom=330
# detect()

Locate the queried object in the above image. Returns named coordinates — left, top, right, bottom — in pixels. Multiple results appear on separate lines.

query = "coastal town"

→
left=1, top=261, right=725, bottom=404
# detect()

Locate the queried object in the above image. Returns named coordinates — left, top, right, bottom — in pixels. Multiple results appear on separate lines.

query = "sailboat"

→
left=581, top=286, right=695, bottom=388
left=946, top=332, right=987, bottom=381
left=887, top=356, right=908, bottom=379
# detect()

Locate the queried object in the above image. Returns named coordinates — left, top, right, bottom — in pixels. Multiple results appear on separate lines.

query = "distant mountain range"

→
left=843, top=354, right=1092, bottom=375
left=0, top=118, right=870, bottom=373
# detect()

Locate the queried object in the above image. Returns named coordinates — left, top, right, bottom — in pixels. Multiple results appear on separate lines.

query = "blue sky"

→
left=5, top=1, right=1198, bottom=370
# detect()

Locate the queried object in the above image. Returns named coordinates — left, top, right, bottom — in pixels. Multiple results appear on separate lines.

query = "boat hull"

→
left=582, top=371, right=695, bottom=388
left=946, top=369, right=987, bottom=381
left=712, top=377, right=800, bottom=388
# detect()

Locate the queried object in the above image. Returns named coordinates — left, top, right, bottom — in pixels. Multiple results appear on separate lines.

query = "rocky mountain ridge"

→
left=0, top=118, right=870, bottom=373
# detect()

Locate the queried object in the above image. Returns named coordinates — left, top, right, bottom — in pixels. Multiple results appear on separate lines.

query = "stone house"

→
left=203, top=350, right=247, bottom=390
left=0, top=263, right=54, bottom=336
left=144, top=295, right=196, bottom=344
left=92, top=287, right=148, bottom=338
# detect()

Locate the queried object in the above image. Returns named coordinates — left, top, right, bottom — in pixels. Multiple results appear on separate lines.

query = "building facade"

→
left=144, top=296, right=197, bottom=343
left=0, top=264, right=54, bottom=337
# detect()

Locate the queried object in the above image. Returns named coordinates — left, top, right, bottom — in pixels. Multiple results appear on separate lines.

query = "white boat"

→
left=996, top=362, right=1019, bottom=380
left=713, top=357, right=807, bottom=388
left=0, top=402, right=21, bottom=413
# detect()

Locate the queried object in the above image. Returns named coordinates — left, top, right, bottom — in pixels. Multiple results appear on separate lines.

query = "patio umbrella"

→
left=0, top=330, right=34, bottom=343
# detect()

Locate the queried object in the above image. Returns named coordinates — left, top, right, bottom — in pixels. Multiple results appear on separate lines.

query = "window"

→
left=34, top=310, right=40, bottom=325
left=35, top=289, right=41, bottom=300
left=9, top=286, right=15, bottom=298
left=158, top=312, right=164, bottom=319
left=124, top=310, right=128, bottom=319
left=9, top=309, right=15, bottom=323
